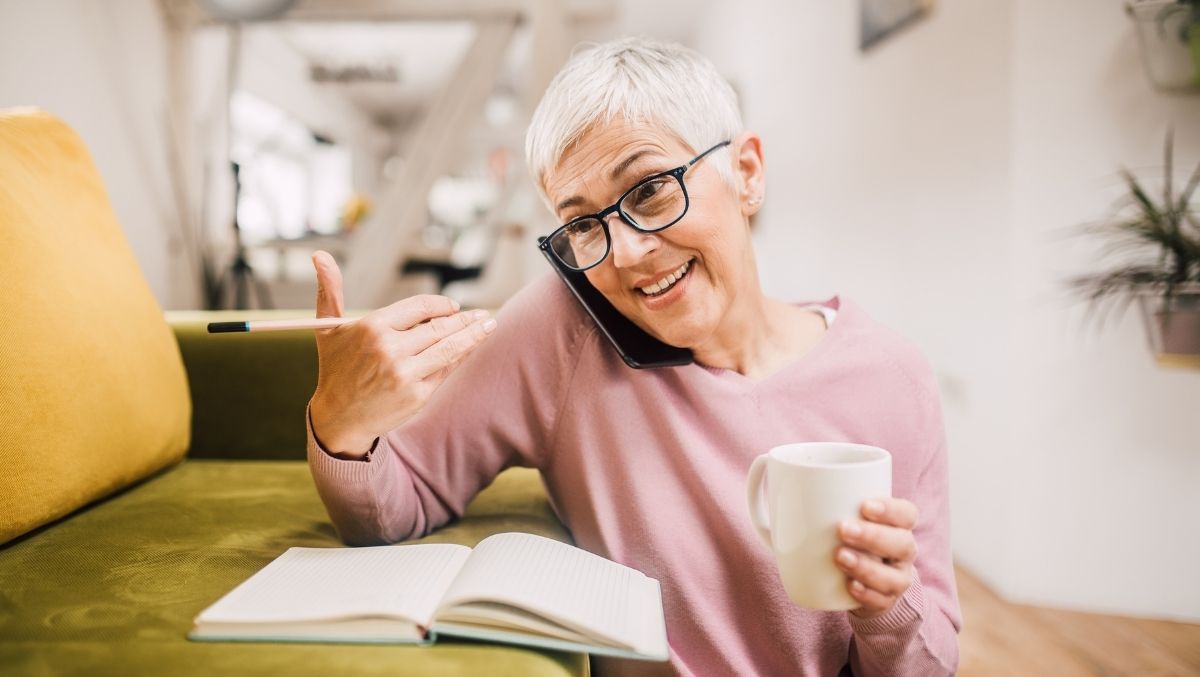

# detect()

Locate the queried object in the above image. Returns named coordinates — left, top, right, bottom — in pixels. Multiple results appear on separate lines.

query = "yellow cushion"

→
left=0, top=108, right=190, bottom=544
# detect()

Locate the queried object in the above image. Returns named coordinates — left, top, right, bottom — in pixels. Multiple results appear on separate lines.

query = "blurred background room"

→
left=2, top=0, right=1198, bottom=674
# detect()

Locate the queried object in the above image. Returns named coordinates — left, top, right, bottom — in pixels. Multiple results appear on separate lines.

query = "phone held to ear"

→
left=540, top=239, right=693, bottom=370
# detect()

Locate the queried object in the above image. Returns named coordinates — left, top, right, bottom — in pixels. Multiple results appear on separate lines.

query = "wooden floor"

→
left=956, top=565, right=1200, bottom=676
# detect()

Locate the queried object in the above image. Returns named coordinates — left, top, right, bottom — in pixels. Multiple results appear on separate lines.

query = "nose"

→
left=606, top=213, right=659, bottom=269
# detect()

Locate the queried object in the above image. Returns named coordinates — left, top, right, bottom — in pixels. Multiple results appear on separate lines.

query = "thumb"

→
left=312, top=250, right=345, bottom=318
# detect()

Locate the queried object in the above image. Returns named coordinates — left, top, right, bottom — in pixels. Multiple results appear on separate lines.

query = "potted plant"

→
left=1126, top=0, right=1200, bottom=91
left=1070, top=131, right=1200, bottom=368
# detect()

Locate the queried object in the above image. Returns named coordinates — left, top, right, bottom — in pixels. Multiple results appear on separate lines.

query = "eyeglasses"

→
left=539, top=140, right=732, bottom=272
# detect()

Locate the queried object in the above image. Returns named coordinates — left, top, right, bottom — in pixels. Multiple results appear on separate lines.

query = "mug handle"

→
left=745, top=454, right=773, bottom=548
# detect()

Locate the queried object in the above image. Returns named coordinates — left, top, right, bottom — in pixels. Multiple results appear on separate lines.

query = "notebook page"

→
left=438, top=533, right=661, bottom=653
left=197, top=544, right=471, bottom=628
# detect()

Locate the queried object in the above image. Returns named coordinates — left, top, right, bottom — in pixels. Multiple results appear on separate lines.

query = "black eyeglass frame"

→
left=538, top=140, right=732, bottom=272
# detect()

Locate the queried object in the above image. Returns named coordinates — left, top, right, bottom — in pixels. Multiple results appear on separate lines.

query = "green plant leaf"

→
left=1164, top=128, right=1174, bottom=208
left=1122, top=169, right=1165, bottom=226
left=1177, top=159, right=1200, bottom=213
left=1069, top=132, right=1200, bottom=322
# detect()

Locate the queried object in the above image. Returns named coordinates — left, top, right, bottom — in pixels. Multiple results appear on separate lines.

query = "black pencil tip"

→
left=207, top=321, right=249, bottom=333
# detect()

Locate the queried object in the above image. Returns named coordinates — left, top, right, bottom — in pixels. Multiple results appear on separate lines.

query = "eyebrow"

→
left=554, top=150, right=659, bottom=213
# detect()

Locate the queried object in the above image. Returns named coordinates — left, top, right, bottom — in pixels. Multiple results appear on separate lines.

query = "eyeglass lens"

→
left=549, top=173, right=687, bottom=270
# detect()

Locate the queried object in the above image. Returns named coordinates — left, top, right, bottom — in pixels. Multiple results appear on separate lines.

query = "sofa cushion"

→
left=0, top=463, right=583, bottom=676
left=168, top=310, right=320, bottom=460
left=0, top=109, right=191, bottom=544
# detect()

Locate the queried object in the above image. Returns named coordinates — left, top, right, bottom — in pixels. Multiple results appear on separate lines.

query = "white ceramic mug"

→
left=746, top=442, right=892, bottom=610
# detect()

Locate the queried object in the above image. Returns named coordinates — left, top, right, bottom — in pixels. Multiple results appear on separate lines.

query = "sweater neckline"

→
left=690, top=296, right=846, bottom=386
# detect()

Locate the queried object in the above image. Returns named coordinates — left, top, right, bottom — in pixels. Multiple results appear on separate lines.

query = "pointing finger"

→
left=377, top=294, right=461, bottom=331
left=407, top=316, right=498, bottom=380
left=403, top=310, right=491, bottom=355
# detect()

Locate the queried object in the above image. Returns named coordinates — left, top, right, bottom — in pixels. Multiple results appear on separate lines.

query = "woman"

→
left=306, top=37, right=961, bottom=676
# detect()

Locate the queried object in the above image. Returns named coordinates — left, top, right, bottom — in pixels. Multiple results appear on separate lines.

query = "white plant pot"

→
left=1126, top=0, right=1200, bottom=91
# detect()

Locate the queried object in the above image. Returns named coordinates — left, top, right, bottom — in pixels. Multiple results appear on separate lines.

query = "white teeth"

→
left=639, top=260, right=691, bottom=296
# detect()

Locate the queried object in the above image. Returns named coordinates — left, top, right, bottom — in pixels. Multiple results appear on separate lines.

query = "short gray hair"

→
left=524, top=36, right=743, bottom=205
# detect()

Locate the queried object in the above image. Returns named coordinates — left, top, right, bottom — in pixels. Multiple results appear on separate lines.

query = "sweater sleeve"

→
left=306, top=274, right=588, bottom=546
left=846, top=346, right=962, bottom=676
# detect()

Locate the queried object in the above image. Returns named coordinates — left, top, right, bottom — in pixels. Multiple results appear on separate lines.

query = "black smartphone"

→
left=539, top=240, right=693, bottom=369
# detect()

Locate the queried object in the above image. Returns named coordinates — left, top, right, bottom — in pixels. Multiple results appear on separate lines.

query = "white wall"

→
left=696, top=0, right=1200, bottom=621
left=0, top=0, right=177, bottom=306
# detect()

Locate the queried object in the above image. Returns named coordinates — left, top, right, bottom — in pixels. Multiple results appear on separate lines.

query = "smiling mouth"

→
left=637, top=259, right=693, bottom=297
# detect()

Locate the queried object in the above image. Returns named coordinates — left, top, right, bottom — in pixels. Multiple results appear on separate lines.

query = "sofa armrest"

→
left=167, top=310, right=319, bottom=460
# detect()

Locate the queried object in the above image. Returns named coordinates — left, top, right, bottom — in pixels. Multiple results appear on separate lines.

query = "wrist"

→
left=850, top=605, right=886, bottom=621
left=309, top=396, right=376, bottom=459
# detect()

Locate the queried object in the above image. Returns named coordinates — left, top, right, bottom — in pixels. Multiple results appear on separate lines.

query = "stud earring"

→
left=748, top=195, right=763, bottom=207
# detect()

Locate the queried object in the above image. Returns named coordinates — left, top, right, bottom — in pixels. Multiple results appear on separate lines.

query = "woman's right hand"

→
left=307, top=250, right=497, bottom=458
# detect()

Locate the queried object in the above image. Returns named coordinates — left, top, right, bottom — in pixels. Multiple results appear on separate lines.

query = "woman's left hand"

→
left=834, top=497, right=919, bottom=619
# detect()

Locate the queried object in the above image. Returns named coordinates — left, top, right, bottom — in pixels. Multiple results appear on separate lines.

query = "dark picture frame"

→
left=860, top=0, right=935, bottom=51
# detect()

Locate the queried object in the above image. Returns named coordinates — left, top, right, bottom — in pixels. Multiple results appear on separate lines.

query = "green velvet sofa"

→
left=0, top=110, right=585, bottom=676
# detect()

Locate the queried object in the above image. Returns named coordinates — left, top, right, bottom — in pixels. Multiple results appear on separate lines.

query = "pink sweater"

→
left=306, top=274, right=961, bottom=676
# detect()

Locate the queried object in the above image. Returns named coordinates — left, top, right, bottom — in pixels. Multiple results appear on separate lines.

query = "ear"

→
left=731, top=131, right=765, bottom=216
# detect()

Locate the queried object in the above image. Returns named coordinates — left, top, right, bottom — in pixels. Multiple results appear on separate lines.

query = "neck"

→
left=691, top=286, right=826, bottom=379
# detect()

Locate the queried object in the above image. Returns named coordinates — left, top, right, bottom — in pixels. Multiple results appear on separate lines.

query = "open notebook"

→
left=189, top=532, right=668, bottom=661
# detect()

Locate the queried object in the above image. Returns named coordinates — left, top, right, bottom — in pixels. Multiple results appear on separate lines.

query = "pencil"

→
left=207, top=317, right=356, bottom=333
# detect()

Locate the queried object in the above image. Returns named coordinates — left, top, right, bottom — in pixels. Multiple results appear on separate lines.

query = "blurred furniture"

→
left=0, top=109, right=582, bottom=676
left=401, top=259, right=484, bottom=292
left=443, top=222, right=529, bottom=309
left=256, top=232, right=351, bottom=282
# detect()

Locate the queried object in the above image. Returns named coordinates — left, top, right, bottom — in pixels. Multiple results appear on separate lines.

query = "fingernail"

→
left=842, top=521, right=862, bottom=538
left=482, top=319, right=498, bottom=333
left=837, top=549, right=857, bottom=567
left=864, top=500, right=884, bottom=516
left=850, top=580, right=866, bottom=594
left=472, top=309, right=490, bottom=321
left=450, top=299, right=461, bottom=311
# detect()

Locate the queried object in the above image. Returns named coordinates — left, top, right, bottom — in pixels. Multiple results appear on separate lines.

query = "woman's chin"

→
left=629, top=304, right=714, bottom=350
left=641, top=318, right=708, bottom=350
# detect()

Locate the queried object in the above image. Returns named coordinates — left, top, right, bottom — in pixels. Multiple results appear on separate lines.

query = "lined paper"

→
left=197, top=544, right=471, bottom=627
left=439, top=533, right=658, bottom=652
